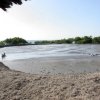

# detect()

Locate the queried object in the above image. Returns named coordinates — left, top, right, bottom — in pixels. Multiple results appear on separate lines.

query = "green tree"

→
left=0, top=41, right=5, bottom=47
left=65, top=38, right=74, bottom=44
left=82, top=36, right=92, bottom=44
left=74, top=37, right=82, bottom=44
left=93, top=37, right=100, bottom=44
left=4, top=37, right=28, bottom=46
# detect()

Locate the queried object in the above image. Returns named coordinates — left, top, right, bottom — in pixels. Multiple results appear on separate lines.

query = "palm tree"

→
left=0, top=0, right=27, bottom=11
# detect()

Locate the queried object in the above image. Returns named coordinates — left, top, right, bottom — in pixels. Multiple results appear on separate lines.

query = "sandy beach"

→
left=4, top=56, right=100, bottom=74
left=0, top=60, right=100, bottom=100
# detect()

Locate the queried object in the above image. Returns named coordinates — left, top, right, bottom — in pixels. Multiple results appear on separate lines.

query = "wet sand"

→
left=0, top=62, right=100, bottom=100
left=4, top=56, right=100, bottom=74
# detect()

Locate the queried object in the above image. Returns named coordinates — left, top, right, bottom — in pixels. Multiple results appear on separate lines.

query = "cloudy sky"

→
left=0, top=0, right=100, bottom=40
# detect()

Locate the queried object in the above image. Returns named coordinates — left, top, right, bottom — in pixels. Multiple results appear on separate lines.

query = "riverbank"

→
left=0, top=62, right=100, bottom=100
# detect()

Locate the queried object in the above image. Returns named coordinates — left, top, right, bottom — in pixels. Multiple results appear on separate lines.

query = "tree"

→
left=82, top=36, right=92, bottom=44
left=0, top=0, right=28, bottom=11
left=74, top=36, right=92, bottom=44
left=0, top=41, right=5, bottom=47
left=93, top=37, right=100, bottom=44
left=65, top=38, right=74, bottom=44
left=74, top=37, right=82, bottom=44
left=4, top=37, right=28, bottom=45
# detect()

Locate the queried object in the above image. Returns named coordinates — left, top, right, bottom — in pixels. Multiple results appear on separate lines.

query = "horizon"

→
left=1, top=35, right=100, bottom=42
left=0, top=0, right=100, bottom=40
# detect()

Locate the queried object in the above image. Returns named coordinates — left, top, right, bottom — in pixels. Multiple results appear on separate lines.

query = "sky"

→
left=0, top=0, right=100, bottom=40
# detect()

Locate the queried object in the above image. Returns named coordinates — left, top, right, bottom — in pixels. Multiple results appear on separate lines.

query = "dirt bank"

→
left=0, top=62, right=100, bottom=100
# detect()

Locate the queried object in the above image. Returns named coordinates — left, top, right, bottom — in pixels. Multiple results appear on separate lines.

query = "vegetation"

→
left=0, top=37, right=28, bottom=47
left=0, top=36, right=100, bottom=47
left=0, top=0, right=28, bottom=11
left=0, top=41, right=5, bottom=47
left=93, top=37, right=100, bottom=44
left=35, top=36, right=100, bottom=45
left=74, top=36, right=92, bottom=44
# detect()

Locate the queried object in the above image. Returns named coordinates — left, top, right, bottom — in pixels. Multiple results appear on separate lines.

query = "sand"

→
left=0, top=62, right=100, bottom=100
left=4, top=56, right=100, bottom=74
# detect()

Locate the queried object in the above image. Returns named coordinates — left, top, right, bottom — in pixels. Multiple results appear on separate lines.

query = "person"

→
left=1, top=52, right=6, bottom=60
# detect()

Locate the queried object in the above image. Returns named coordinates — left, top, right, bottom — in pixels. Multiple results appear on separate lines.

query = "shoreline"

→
left=3, top=56, right=100, bottom=74
left=0, top=62, right=100, bottom=100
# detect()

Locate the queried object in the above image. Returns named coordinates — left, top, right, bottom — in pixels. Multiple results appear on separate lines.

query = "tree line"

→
left=0, top=37, right=28, bottom=47
left=35, top=36, right=100, bottom=45
left=0, top=36, right=100, bottom=47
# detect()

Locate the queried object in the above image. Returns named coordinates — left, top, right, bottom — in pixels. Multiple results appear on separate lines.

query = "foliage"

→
left=65, top=38, right=74, bottom=44
left=74, top=36, right=92, bottom=44
left=0, top=41, right=5, bottom=47
left=93, top=37, right=100, bottom=44
left=74, top=37, right=83, bottom=44
left=35, top=39, right=74, bottom=45
left=0, top=37, right=28, bottom=46
left=0, top=36, right=100, bottom=47
left=4, top=37, right=28, bottom=45
left=82, top=36, right=92, bottom=44
left=35, top=36, right=100, bottom=45
left=0, top=0, right=27, bottom=11
left=35, top=38, right=74, bottom=45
